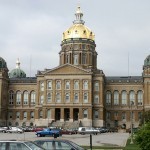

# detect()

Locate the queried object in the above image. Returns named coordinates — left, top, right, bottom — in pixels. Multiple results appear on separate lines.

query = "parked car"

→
left=78, top=127, right=99, bottom=135
left=36, top=128, right=62, bottom=137
left=0, top=140, right=45, bottom=150
left=34, top=139, right=86, bottom=150
left=61, top=129, right=77, bottom=135
left=0, top=127, right=7, bottom=133
left=32, top=127, right=43, bottom=132
left=6, top=127, right=24, bottom=133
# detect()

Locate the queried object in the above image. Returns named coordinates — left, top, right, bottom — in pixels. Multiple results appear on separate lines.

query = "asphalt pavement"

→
left=0, top=132, right=129, bottom=148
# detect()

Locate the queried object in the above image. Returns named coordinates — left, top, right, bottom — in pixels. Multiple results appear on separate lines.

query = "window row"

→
left=9, top=91, right=36, bottom=105
left=106, top=111, right=142, bottom=120
left=41, top=80, right=90, bottom=91
left=40, top=92, right=89, bottom=104
left=8, top=109, right=99, bottom=120
left=106, top=90, right=143, bottom=106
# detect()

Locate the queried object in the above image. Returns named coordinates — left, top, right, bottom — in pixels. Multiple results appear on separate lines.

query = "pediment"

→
left=44, top=64, right=92, bottom=75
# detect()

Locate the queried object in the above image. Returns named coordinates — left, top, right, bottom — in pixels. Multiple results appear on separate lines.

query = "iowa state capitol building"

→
left=0, top=7, right=150, bottom=130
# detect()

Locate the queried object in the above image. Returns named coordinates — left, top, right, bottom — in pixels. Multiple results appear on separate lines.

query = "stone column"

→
left=60, top=108, right=64, bottom=122
left=51, top=108, right=55, bottom=120
left=70, top=107, right=73, bottom=122
left=79, top=108, right=82, bottom=120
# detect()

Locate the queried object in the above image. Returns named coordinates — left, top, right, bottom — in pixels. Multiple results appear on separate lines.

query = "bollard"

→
left=90, top=134, right=92, bottom=150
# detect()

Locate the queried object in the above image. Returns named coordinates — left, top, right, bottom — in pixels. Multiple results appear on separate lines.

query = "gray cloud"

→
left=0, top=0, right=150, bottom=77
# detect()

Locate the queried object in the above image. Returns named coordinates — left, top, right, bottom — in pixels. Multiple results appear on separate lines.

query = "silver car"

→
left=78, top=127, right=99, bottom=135
left=0, top=141, right=45, bottom=150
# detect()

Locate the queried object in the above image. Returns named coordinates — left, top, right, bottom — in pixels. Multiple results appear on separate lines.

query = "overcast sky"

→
left=0, top=0, right=150, bottom=77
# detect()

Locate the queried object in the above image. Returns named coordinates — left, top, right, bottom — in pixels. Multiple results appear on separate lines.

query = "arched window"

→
left=15, top=122, right=19, bottom=126
left=40, top=95, right=44, bottom=104
left=47, top=81, right=52, bottom=90
left=94, top=110, right=98, bottom=119
left=40, top=82, right=44, bottom=91
left=65, top=93, right=70, bottom=102
left=106, top=91, right=111, bottom=105
left=30, top=111, right=34, bottom=119
left=74, top=54, right=78, bottom=65
left=8, top=112, right=12, bottom=119
left=83, top=93, right=88, bottom=103
left=137, top=91, right=143, bottom=105
left=82, top=53, right=86, bottom=64
left=121, top=91, right=127, bottom=105
left=94, top=82, right=99, bottom=91
left=66, top=55, right=69, bottom=63
left=39, top=110, right=43, bottom=119
left=56, top=93, right=61, bottom=103
left=83, top=80, right=88, bottom=90
left=129, top=90, right=135, bottom=104
left=16, top=112, right=20, bottom=119
left=47, top=109, right=51, bottom=119
left=65, top=81, right=70, bottom=90
left=16, top=91, right=21, bottom=105
left=31, top=91, right=36, bottom=105
left=94, top=95, right=99, bottom=104
left=83, top=109, right=88, bottom=118
left=122, top=112, right=126, bottom=120
left=23, top=112, right=27, bottom=119
left=9, top=91, right=14, bottom=105
left=47, top=93, right=52, bottom=103
left=23, top=91, right=28, bottom=105
left=114, top=91, right=119, bottom=105
left=74, top=93, right=79, bottom=103
left=106, top=112, right=111, bottom=119
left=56, top=81, right=61, bottom=90
left=74, top=81, right=79, bottom=90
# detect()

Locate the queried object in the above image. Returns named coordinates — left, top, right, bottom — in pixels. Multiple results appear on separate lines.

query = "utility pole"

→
left=130, top=101, right=134, bottom=144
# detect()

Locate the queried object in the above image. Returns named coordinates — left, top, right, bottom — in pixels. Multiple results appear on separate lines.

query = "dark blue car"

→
left=36, top=128, right=62, bottom=137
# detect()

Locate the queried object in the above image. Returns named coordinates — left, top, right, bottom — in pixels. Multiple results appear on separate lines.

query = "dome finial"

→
left=73, top=5, right=85, bottom=25
left=16, top=58, right=20, bottom=69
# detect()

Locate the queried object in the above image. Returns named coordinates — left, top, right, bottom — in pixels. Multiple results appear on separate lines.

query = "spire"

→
left=16, top=58, right=20, bottom=69
left=73, top=6, right=85, bottom=25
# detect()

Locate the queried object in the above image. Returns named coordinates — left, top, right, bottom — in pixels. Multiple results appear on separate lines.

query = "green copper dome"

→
left=9, top=58, right=26, bottom=78
left=144, top=55, right=150, bottom=67
left=9, top=68, right=26, bottom=78
left=0, top=57, right=7, bottom=69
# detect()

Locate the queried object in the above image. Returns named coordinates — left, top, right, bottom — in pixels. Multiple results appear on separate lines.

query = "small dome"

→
left=9, top=58, right=26, bottom=78
left=62, top=6, right=95, bottom=41
left=9, top=68, right=26, bottom=78
left=144, top=55, right=150, bottom=67
left=0, top=57, right=7, bottom=69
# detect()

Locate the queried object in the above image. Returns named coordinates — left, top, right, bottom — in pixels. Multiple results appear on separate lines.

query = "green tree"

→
left=135, top=122, right=150, bottom=150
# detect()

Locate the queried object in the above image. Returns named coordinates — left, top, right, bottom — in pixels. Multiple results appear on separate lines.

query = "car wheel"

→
left=37, top=133, right=41, bottom=137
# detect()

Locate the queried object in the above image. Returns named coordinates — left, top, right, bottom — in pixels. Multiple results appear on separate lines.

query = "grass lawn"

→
left=123, top=138, right=141, bottom=150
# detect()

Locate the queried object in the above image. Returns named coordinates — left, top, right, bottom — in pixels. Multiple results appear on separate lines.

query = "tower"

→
left=143, top=55, right=150, bottom=111
left=0, top=57, right=9, bottom=126
left=60, top=6, right=97, bottom=71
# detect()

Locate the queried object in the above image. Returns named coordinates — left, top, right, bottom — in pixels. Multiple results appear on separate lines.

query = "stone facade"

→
left=0, top=7, right=150, bottom=129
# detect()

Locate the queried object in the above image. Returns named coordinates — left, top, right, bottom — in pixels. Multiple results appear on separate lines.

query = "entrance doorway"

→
left=55, top=108, right=60, bottom=121
left=64, top=108, right=70, bottom=121
left=73, top=108, right=79, bottom=121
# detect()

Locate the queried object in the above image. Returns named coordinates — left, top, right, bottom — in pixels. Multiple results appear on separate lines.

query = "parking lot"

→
left=0, top=132, right=129, bottom=147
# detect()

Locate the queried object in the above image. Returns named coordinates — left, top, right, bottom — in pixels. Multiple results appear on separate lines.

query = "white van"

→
left=78, top=127, right=99, bottom=135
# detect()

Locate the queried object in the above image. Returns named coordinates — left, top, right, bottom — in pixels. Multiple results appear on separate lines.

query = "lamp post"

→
left=130, top=101, right=134, bottom=144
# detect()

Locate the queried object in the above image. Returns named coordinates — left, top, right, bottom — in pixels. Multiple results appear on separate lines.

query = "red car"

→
left=61, top=129, right=77, bottom=135
left=32, top=127, right=43, bottom=132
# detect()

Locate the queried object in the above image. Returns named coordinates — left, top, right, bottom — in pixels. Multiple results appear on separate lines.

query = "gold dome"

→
left=62, top=6, right=95, bottom=41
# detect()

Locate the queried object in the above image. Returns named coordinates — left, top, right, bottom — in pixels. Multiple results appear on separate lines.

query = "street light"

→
left=130, top=101, right=134, bottom=144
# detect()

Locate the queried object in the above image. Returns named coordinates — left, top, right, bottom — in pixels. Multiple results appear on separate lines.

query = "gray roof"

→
left=105, top=76, right=143, bottom=83
left=9, top=77, right=37, bottom=83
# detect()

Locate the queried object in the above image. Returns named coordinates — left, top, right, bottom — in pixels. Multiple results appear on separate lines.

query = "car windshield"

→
left=69, top=141, right=84, bottom=150
left=25, top=141, right=45, bottom=150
